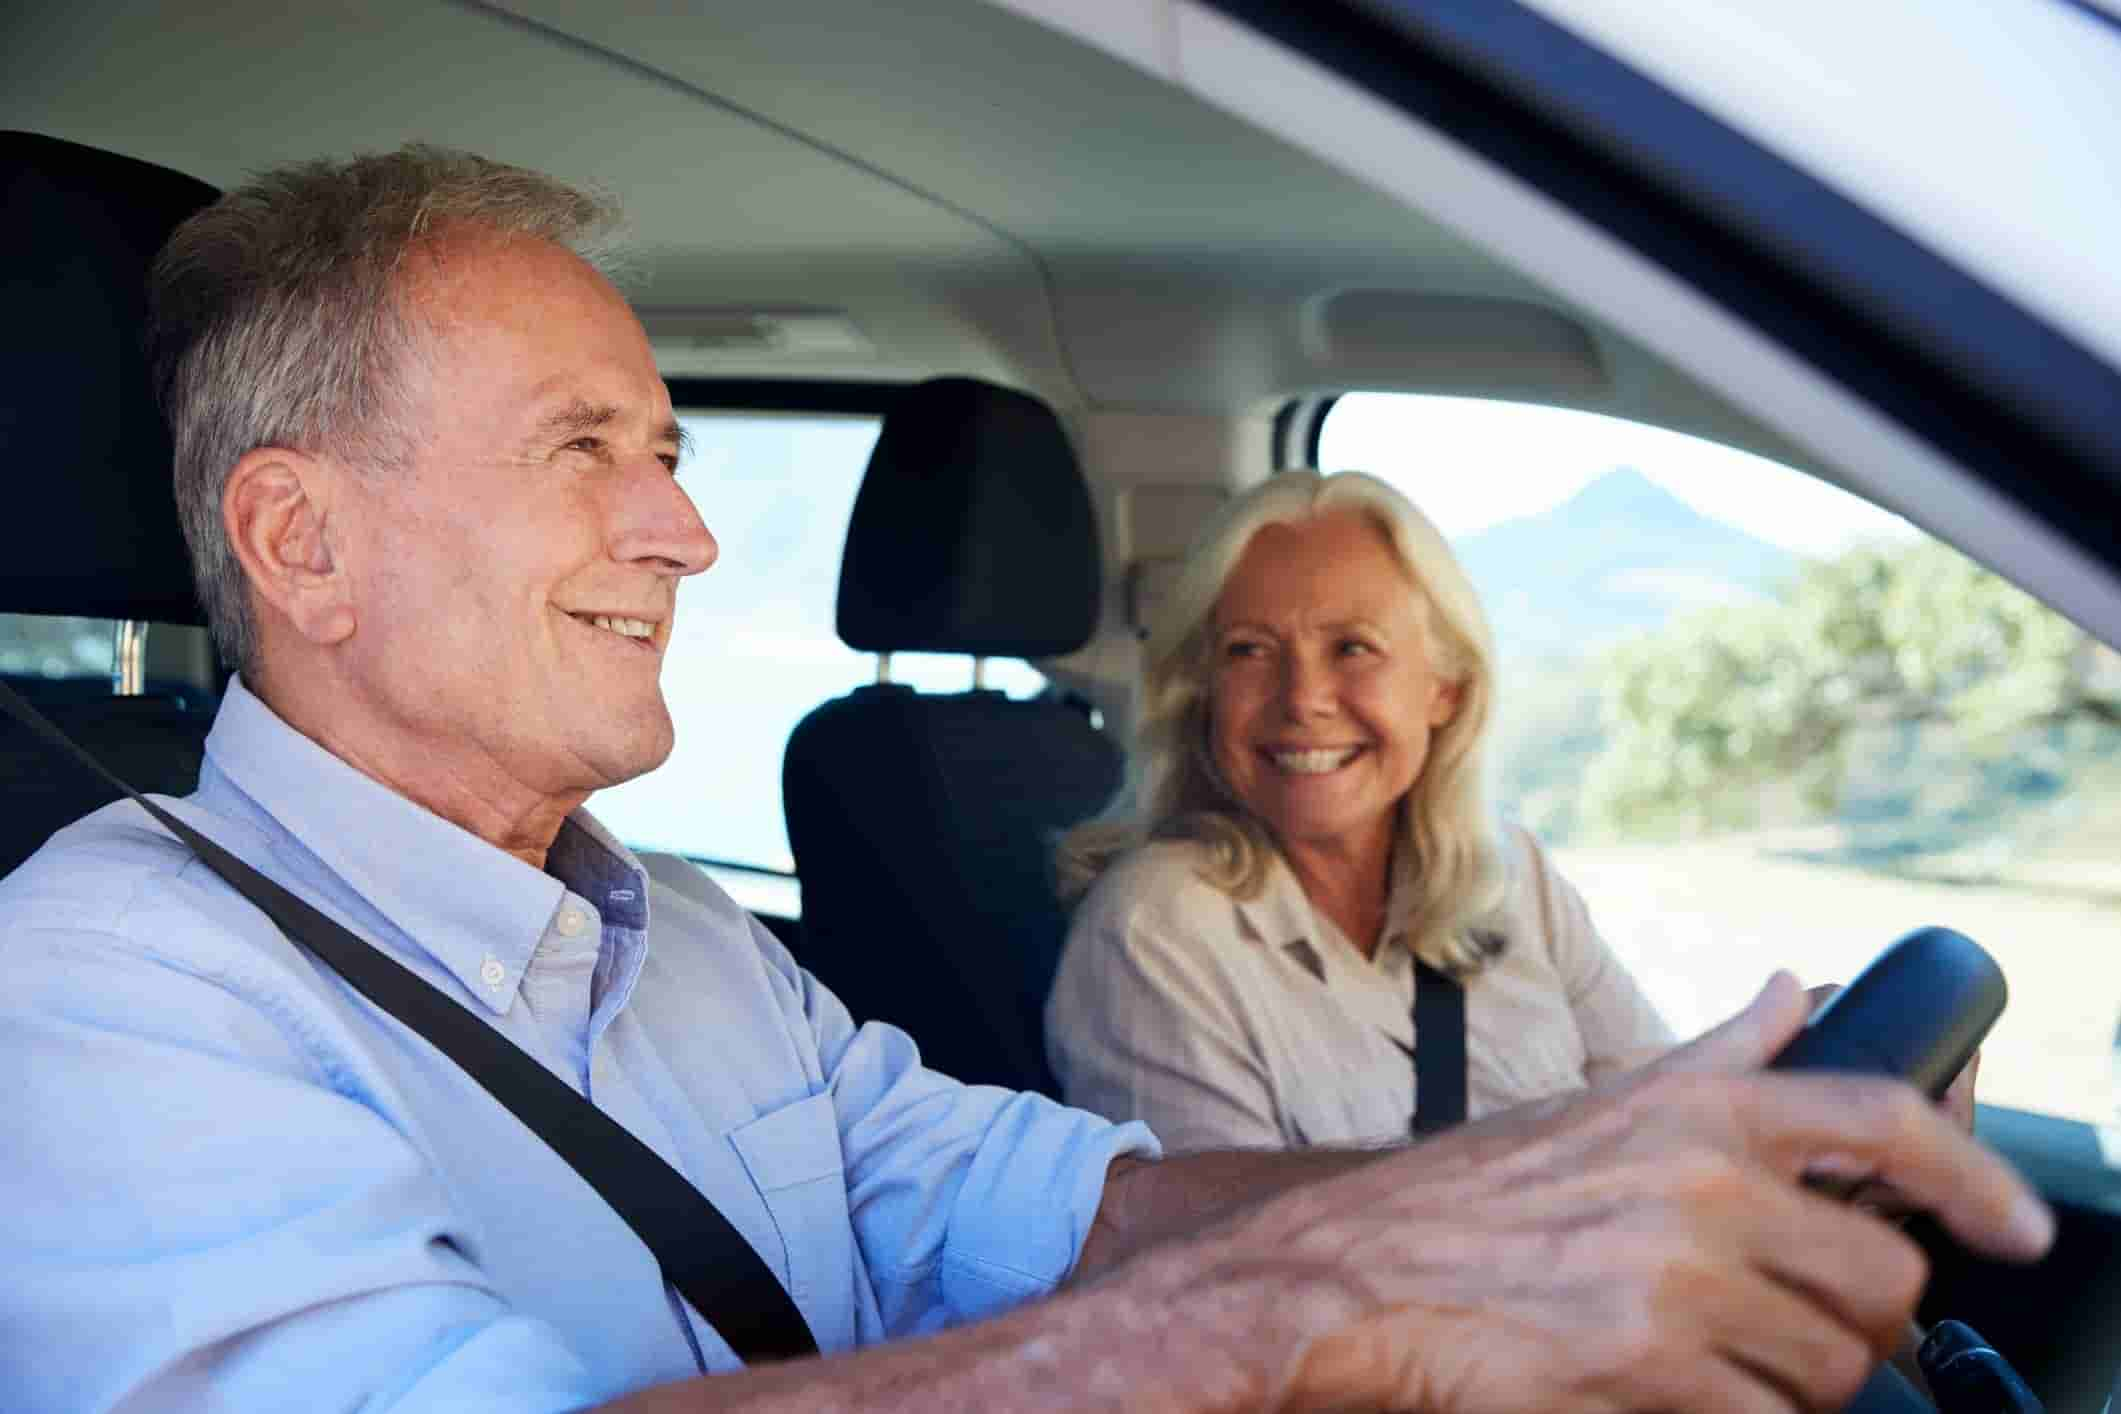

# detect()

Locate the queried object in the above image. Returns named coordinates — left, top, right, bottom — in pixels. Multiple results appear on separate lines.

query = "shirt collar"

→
left=1233, top=848, right=1417, bottom=984
left=547, top=808, right=654, bottom=1025
left=200, top=677, right=649, bottom=1015
left=1233, top=852, right=1316, bottom=953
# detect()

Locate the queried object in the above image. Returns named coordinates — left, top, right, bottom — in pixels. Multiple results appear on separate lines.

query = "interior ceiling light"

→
left=638, top=308, right=874, bottom=358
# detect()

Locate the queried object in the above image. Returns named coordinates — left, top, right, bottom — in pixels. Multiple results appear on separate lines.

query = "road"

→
left=1554, top=837, right=2121, bottom=1126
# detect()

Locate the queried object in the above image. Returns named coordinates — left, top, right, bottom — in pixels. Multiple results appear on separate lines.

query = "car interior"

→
left=4, top=0, right=2119, bottom=1407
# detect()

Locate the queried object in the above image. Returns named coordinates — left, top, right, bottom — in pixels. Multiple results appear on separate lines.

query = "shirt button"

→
left=557, top=908, right=589, bottom=938
left=479, top=956, right=506, bottom=989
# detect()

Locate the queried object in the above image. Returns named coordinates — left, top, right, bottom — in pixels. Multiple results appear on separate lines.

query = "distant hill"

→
left=1455, top=468, right=1796, bottom=664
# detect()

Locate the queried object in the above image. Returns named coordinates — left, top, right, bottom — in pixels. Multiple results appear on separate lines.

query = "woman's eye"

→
left=1223, top=640, right=1265, bottom=661
left=1338, top=639, right=1377, bottom=658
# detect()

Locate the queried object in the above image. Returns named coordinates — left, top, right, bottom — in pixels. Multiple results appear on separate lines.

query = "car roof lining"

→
left=1, top=0, right=1830, bottom=479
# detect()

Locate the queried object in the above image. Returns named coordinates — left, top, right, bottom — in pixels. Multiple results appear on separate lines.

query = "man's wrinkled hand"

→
left=1804, top=980, right=1982, bottom=1218
left=1169, top=972, right=2050, bottom=1414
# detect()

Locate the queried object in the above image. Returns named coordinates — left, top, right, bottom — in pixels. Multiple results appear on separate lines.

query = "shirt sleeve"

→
left=748, top=916, right=1159, bottom=1340
left=1512, top=827, right=1677, bottom=1078
left=0, top=922, right=602, bottom=1414
left=1044, top=854, right=1289, bottom=1153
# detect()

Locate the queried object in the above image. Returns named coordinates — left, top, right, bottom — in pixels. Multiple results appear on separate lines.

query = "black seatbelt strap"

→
left=1410, top=957, right=1467, bottom=1135
left=0, top=678, right=820, bottom=1365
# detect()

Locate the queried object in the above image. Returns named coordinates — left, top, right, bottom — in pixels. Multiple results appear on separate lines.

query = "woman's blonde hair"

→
left=1059, top=469, right=1507, bottom=974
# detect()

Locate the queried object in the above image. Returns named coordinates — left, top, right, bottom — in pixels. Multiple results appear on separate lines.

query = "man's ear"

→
left=222, top=447, right=356, bottom=647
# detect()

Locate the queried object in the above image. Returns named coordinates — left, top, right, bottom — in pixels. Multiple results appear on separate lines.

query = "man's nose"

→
left=609, top=457, right=718, bottom=577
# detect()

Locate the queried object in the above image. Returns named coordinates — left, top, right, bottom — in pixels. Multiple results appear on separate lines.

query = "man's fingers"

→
left=1654, top=1359, right=1811, bottom=1414
left=1743, top=1182, right=1930, bottom=1353
left=1654, top=971, right=1812, bottom=1077
left=1732, top=1075, right=2053, bottom=1261
left=1701, top=1270, right=1882, bottom=1413
left=1941, top=1048, right=1981, bottom=1134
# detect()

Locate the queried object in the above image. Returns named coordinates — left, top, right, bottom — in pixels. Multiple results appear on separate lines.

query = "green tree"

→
left=1582, top=539, right=2121, bottom=838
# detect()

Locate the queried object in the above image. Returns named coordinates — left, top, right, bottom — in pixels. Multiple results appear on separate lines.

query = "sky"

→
left=1318, top=393, right=1915, bottom=557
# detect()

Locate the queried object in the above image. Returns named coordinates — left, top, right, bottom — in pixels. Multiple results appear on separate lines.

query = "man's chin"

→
left=582, top=711, right=677, bottom=791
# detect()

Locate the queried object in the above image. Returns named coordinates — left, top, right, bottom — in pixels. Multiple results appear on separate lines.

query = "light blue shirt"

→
left=0, top=678, right=1157, bottom=1411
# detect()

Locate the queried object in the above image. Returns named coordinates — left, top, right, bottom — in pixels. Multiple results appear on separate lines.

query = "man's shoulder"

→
left=5, top=797, right=205, bottom=924
left=635, top=853, right=804, bottom=988
left=1, top=795, right=294, bottom=971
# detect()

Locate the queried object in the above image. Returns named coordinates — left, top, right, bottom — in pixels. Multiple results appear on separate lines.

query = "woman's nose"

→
left=1278, top=651, right=1335, bottom=719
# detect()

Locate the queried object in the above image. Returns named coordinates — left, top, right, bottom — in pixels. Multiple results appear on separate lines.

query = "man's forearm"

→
left=601, top=1148, right=1393, bottom=1414
left=600, top=1247, right=1352, bottom=1414
left=1073, top=1146, right=1397, bottom=1285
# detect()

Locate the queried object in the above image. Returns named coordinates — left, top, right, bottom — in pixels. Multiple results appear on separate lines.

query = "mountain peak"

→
left=1548, top=466, right=1719, bottom=536
left=1558, top=466, right=1677, bottom=514
left=1452, top=466, right=1796, bottom=662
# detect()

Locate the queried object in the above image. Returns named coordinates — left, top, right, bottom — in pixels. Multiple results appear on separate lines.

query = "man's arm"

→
left=606, top=1267, right=1330, bottom=1414
left=598, top=973, right=2053, bottom=1414
left=1071, top=1148, right=1391, bottom=1288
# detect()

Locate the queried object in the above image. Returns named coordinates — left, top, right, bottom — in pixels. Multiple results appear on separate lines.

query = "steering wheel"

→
left=1767, top=928, right=2016, bottom=1414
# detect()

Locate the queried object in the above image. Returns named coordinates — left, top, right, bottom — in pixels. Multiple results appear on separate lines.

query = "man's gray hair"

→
left=146, top=144, right=623, bottom=671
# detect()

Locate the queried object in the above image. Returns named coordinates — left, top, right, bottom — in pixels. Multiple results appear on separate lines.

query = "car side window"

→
left=587, top=408, right=1045, bottom=913
left=0, top=615, right=117, bottom=685
left=1321, top=392, right=2121, bottom=1127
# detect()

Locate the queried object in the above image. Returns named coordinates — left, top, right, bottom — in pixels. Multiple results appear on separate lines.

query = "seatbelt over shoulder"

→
left=0, top=678, right=820, bottom=1365
left=1410, top=958, right=1468, bottom=1136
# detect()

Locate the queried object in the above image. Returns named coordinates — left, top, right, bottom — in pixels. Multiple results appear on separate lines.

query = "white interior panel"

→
left=1150, top=0, right=2121, bottom=645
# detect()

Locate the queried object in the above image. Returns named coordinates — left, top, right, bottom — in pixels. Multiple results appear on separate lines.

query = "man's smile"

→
left=561, top=608, right=661, bottom=651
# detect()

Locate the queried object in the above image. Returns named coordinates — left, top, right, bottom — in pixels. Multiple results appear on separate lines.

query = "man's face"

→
left=331, top=231, right=716, bottom=804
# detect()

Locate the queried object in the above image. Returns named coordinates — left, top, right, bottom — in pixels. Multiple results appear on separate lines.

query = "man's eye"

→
left=1338, top=639, right=1377, bottom=658
left=658, top=453, right=681, bottom=474
left=1224, top=640, right=1265, bottom=660
left=566, top=436, right=603, bottom=455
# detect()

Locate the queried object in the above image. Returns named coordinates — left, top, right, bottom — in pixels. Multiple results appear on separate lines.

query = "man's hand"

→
left=1122, top=972, right=2050, bottom=1414
left=1804, top=979, right=1981, bottom=1224
left=1807, top=980, right=1980, bottom=1136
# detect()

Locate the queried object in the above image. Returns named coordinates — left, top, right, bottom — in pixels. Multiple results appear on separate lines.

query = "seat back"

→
left=0, top=132, right=220, bottom=874
left=782, top=378, right=1118, bottom=1094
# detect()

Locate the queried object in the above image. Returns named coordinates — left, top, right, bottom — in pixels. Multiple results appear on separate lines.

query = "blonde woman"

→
left=1046, top=470, right=1673, bottom=1151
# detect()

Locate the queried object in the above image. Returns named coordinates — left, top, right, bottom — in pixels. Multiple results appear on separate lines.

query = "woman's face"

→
left=1208, top=510, right=1462, bottom=865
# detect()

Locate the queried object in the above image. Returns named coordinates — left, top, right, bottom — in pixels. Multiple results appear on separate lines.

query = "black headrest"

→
left=0, top=132, right=217, bottom=624
left=836, top=377, right=1100, bottom=659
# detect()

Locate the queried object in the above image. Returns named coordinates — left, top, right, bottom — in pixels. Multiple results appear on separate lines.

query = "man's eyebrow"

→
left=533, top=401, right=689, bottom=458
left=536, top=399, right=619, bottom=441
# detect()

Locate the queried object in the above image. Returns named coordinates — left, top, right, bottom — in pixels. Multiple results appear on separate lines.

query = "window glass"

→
left=588, top=410, right=1045, bottom=896
left=1321, top=392, right=2121, bottom=1126
left=0, top=615, right=116, bottom=682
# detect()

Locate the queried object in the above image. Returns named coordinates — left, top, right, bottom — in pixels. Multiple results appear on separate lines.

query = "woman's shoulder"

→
left=1071, top=837, right=1241, bottom=940
left=1479, top=816, right=1562, bottom=895
left=1498, top=818, right=1581, bottom=897
left=1482, top=817, right=1609, bottom=964
left=1472, top=819, right=1559, bottom=944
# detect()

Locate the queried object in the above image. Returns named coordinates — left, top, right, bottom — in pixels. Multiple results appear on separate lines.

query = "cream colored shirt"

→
left=1046, top=825, right=1675, bottom=1150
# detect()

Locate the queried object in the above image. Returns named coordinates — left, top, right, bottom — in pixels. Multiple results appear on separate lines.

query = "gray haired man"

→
left=0, top=147, right=2051, bottom=1413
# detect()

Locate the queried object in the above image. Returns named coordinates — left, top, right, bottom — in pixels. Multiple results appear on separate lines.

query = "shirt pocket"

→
left=725, top=1090, right=857, bottom=1352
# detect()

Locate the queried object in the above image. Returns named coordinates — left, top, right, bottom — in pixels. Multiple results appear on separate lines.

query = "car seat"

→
left=0, top=132, right=219, bottom=877
left=782, top=377, right=1121, bottom=1095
